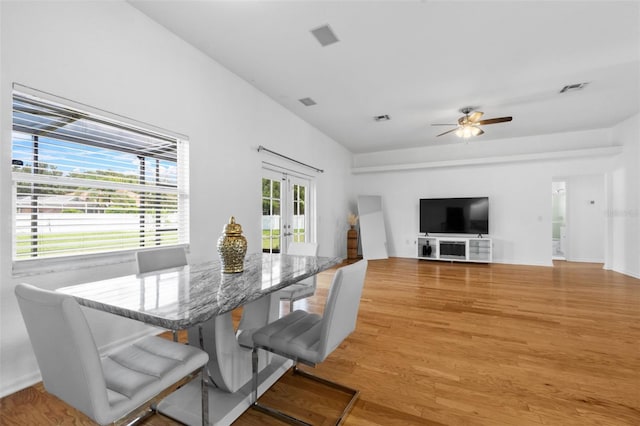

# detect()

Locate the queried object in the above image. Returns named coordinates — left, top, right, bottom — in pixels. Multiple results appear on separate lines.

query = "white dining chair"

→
left=15, top=283, right=210, bottom=426
left=280, top=242, right=319, bottom=312
left=250, top=259, right=368, bottom=425
left=135, top=246, right=188, bottom=341
left=135, top=246, right=188, bottom=274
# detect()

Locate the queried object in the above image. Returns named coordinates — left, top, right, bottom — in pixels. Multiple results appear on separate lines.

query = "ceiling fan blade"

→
left=476, top=128, right=485, bottom=136
left=468, top=111, right=484, bottom=122
left=436, top=128, right=459, bottom=137
left=431, top=123, right=457, bottom=126
left=477, top=116, right=513, bottom=125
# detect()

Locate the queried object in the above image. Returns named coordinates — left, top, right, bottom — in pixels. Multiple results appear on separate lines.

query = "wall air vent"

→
left=298, top=97, right=317, bottom=106
left=560, top=82, right=589, bottom=93
left=310, top=24, right=339, bottom=47
left=374, top=115, right=391, bottom=122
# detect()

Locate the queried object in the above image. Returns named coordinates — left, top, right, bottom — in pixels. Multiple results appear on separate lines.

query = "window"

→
left=11, top=87, right=189, bottom=266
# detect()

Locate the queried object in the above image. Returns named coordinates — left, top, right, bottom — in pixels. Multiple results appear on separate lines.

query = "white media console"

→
left=417, top=235, right=492, bottom=263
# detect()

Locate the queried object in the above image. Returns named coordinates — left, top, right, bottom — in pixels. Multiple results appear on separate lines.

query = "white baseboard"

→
left=0, top=371, right=43, bottom=399
left=494, top=259, right=554, bottom=267
left=626, top=270, right=640, bottom=279
left=603, top=265, right=640, bottom=280
left=566, top=257, right=605, bottom=264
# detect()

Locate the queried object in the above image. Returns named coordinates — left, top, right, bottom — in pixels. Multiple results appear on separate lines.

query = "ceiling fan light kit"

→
left=433, top=106, right=512, bottom=139
left=455, top=125, right=482, bottom=139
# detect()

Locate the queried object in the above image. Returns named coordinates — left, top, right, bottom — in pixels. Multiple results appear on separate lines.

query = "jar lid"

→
left=223, top=216, right=243, bottom=235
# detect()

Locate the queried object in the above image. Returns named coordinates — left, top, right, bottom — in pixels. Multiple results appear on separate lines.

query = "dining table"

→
left=58, top=252, right=341, bottom=426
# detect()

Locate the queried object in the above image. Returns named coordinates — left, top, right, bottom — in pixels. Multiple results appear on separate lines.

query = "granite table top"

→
left=58, top=253, right=341, bottom=330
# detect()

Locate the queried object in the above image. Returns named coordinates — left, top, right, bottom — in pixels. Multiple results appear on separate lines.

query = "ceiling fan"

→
left=432, top=107, right=512, bottom=138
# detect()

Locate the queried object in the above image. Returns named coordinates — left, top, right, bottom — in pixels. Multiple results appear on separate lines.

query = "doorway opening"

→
left=552, top=181, right=567, bottom=260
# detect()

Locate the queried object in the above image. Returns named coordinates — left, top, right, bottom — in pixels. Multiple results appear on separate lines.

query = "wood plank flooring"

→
left=1, top=259, right=638, bottom=425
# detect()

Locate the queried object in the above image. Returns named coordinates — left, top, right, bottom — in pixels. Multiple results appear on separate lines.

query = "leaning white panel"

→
left=357, top=195, right=389, bottom=260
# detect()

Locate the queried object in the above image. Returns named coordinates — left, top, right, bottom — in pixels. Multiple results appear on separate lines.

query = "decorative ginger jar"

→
left=217, top=216, right=247, bottom=273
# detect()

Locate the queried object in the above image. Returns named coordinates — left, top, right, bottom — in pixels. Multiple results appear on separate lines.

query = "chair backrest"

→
left=135, top=246, right=187, bottom=274
left=287, top=242, right=319, bottom=286
left=15, top=283, right=110, bottom=422
left=317, top=259, right=368, bottom=361
left=286, top=242, right=319, bottom=257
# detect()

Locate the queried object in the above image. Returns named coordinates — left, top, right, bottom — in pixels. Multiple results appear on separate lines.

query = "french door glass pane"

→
left=262, top=177, right=281, bottom=253
left=292, top=183, right=307, bottom=243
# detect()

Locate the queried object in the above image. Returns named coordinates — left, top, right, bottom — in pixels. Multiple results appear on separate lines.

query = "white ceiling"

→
left=130, top=1, right=640, bottom=154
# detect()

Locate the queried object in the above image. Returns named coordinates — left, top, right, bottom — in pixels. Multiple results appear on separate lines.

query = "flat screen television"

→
left=420, top=197, right=489, bottom=235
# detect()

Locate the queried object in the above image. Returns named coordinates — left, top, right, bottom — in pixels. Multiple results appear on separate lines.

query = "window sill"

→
left=12, top=245, right=189, bottom=277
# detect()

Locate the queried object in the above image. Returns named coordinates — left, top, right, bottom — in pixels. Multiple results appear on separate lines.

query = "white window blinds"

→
left=11, top=88, right=189, bottom=262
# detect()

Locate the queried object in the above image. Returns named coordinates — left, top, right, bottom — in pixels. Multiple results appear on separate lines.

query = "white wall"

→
left=607, top=113, right=640, bottom=277
left=564, top=174, right=605, bottom=263
left=352, top=129, right=627, bottom=267
left=0, top=1, right=353, bottom=396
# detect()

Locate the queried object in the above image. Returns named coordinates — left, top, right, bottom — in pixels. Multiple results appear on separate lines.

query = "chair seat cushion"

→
left=102, top=336, right=208, bottom=417
left=252, top=310, right=324, bottom=364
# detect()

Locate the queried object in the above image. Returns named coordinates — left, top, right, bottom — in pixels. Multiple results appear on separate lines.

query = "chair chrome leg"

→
left=201, top=367, right=209, bottom=426
left=121, top=367, right=208, bottom=426
left=249, top=364, right=359, bottom=426
left=252, top=347, right=259, bottom=404
left=251, top=351, right=310, bottom=425
left=119, top=408, right=155, bottom=426
left=253, top=402, right=311, bottom=426
left=292, top=366, right=360, bottom=426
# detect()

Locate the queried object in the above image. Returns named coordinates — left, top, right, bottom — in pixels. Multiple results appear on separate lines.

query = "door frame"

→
left=552, top=180, right=568, bottom=260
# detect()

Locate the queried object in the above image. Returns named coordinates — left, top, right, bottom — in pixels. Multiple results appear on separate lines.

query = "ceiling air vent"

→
left=559, top=82, right=589, bottom=93
left=298, top=97, right=317, bottom=106
left=374, top=115, right=391, bottom=122
left=310, top=24, right=339, bottom=47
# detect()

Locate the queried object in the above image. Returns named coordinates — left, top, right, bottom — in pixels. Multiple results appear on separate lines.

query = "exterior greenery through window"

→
left=262, top=177, right=281, bottom=252
left=11, top=90, right=189, bottom=261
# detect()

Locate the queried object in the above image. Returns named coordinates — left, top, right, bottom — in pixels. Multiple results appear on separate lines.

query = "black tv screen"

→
left=420, top=197, right=489, bottom=234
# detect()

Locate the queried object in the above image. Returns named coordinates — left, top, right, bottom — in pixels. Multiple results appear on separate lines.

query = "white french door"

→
left=262, top=167, right=313, bottom=253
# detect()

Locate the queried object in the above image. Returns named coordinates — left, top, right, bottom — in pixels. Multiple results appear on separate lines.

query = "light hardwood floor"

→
left=2, top=259, right=638, bottom=425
